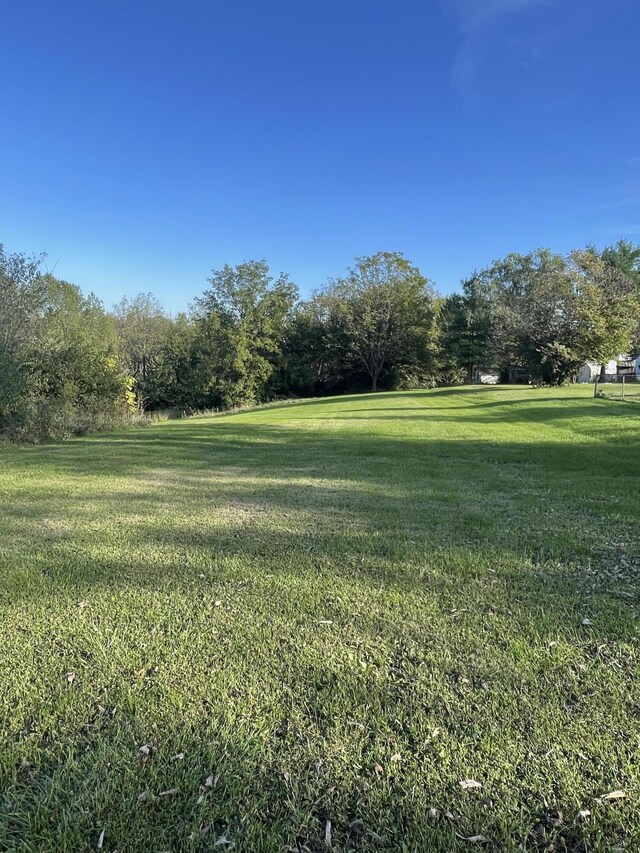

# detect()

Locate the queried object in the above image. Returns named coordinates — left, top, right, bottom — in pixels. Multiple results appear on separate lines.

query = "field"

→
left=1, top=386, right=639, bottom=852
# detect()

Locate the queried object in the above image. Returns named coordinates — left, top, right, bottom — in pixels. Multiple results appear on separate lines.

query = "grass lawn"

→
left=1, top=386, right=639, bottom=852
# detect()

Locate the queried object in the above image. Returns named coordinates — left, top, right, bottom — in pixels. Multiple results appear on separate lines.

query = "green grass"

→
left=1, top=386, right=639, bottom=852
left=596, top=380, right=640, bottom=404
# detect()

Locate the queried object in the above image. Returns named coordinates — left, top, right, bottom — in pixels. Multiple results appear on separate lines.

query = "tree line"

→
left=1, top=241, right=639, bottom=441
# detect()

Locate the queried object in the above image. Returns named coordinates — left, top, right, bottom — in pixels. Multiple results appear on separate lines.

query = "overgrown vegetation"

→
left=1, top=240, right=639, bottom=441
left=1, top=386, right=639, bottom=850
left=0, top=247, right=133, bottom=441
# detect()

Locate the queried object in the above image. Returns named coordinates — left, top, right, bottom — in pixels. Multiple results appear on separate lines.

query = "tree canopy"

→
left=319, top=252, right=437, bottom=392
left=1, top=238, right=639, bottom=441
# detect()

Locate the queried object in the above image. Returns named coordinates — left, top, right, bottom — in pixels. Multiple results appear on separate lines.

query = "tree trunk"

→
left=371, top=374, right=378, bottom=392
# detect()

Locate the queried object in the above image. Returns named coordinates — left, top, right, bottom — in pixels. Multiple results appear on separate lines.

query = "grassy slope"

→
left=0, top=386, right=639, bottom=852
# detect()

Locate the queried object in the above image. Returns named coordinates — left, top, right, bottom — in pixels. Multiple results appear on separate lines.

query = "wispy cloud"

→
left=448, top=0, right=550, bottom=32
left=444, top=0, right=554, bottom=102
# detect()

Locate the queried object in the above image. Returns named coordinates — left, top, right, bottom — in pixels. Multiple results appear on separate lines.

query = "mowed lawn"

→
left=1, top=387, right=639, bottom=852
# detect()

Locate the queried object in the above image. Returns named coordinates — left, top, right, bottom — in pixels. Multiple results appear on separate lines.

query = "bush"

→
left=2, top=393, right=133, bottom=444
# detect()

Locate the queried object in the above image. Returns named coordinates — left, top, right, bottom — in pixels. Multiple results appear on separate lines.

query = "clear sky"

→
left=1, top=0, right=639, bottom=312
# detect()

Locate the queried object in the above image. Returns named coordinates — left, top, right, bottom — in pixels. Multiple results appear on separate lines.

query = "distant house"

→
left=577, top=354, right=640, bottom=383
left=617, top=356, right=640, bottom=376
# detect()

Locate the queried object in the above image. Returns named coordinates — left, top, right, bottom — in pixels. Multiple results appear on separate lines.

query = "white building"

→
left=577, top=354, right=640, bottom=383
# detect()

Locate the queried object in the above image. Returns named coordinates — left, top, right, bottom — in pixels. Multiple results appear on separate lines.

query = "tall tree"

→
left=194, top=260, right=298, bottom=408
left=438, top=277, right=497, bottom=382
left=113, top=293, right=171, bottom=407
left=0, top=245, right=129, bottom=438
left=143, top=313, right=199, bottom=409
left=321, top=252, right=437, bottom=392
left=0, top=245, right=48, bottom=420
left=570, top=249, right=640, bottom=370
left=270, top=301, right=338, bottom=397
left=598, top=240, right=640, bottom=357
left=466, top=248, right=640, bottom=385
left=600, top=239, right=640, bottom=288
left=37, top=276, right=125, bottom=415
left=473, top=250, right=580, bottom=384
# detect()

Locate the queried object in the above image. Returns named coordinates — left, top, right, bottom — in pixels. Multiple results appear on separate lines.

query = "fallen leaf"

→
left=171, top=752, right=185, bottom=761
left=600, top=790, right=625, bottom=801
left=97, top=829, right=105, bottom=849
left=205, top=774, right=215, bottom=788
left=66, top=672, right=76, bottom=684
left=159, top=788, right=178, bottom=797
left=577, top=809, right=591, bottom=819
left=139, top=745, right=151, bottom=756
left=374, top=763, right=384, bottom=776
left=325, top=819, right=332, bottom=847
left=390, top=752, right=402, bottom=763
left=428, top=808, right=438, bottom=818
left=77, top=600, right=88, bottom=608
left=462, top=835, right=489, bottom=844
left=460, top=779, right=482, bottom=790
left=214, top=600, right=222, bottom=606
left=214, top=837, right=232, bottom=846
left=582, top=617, right=592, bottom=626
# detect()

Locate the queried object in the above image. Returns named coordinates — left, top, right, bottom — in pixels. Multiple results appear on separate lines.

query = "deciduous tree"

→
left=321, top=252, right=437, bottom=392
left=194, top=260, right=298, bottom=408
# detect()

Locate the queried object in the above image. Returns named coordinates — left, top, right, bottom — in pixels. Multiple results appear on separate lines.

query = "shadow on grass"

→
left=1, top=394, right=638, bottom=851
left=2, top=415, right=639, bottom=640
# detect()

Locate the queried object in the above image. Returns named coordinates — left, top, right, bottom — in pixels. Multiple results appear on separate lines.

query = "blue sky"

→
left=1, top=0, right=639, bottom=312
